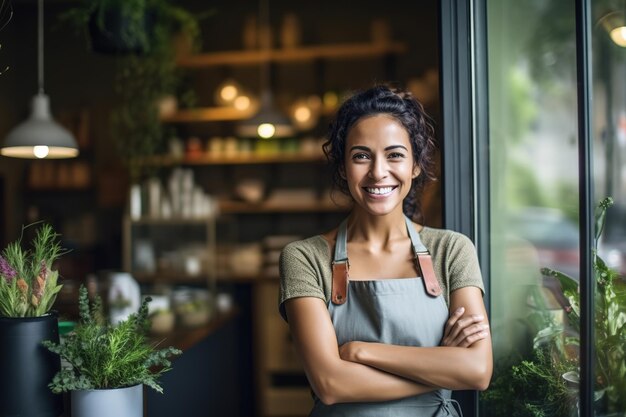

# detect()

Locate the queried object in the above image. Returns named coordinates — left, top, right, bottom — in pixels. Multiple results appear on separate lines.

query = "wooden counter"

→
left=149, top=308, right=239, bottom=352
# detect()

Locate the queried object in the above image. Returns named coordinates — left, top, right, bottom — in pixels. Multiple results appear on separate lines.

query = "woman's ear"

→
left=339, top=166, right=347, bottom=180
left=412, top=165, right=421, bottom=179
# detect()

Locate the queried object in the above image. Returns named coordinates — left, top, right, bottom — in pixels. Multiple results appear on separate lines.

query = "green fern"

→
left=43, top=286, right=181, bottom=393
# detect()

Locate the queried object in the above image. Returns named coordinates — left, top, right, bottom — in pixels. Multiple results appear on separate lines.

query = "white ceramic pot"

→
left=72, top=384, right=143, bottom=417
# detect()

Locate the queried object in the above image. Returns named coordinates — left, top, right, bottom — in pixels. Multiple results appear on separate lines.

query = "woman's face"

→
left=343, top=114, right=420, bottom=217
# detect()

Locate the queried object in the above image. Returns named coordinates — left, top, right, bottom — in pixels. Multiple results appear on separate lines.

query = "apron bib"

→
left=309, top=217, right=462, bottom=417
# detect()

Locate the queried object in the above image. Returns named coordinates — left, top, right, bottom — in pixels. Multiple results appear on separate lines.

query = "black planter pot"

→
left=88, top=8, right=154, bottom=55
left=0, top=313, right=63, bottom=417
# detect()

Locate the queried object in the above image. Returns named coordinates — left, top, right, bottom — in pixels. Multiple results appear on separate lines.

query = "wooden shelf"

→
left=133, top=271, right=277, bottom=284
left=138, top=152, right=326, bottom=167
left=128, top=217, right=214, bottom=225
left=149, top=308, right=239, bottom=351
left=134, top=271, right=211, bottom=284
left=160, top=106, right=257, bottom=123
left=218, top=200, right=350, bottom=214
left=177, top=42, right=407, bottom=68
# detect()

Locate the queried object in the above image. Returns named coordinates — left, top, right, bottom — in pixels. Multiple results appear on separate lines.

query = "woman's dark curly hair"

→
left=323, top=84, right=437, bottom=222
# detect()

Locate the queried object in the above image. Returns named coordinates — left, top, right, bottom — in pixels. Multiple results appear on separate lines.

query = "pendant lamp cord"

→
left=0, top=0, right=13, bottom=32
left=259, top=0, right=270, bottom=104
left=37, top=0, right=44, bottom=94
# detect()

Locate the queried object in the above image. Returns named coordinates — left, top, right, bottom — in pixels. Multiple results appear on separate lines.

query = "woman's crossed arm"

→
left=285, top=286, right=492, bottom=405
left=338, top=286, right=493, bottom=391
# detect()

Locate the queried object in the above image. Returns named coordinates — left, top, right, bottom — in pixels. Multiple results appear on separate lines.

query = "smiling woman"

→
left=343, top=115, right=420, bottom=218
left=278, top=85, right=492, bottom=416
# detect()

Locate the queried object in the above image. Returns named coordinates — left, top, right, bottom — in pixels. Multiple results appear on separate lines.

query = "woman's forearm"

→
left=285, top=297, right=437, bottom=405
left=309, top=357, right=436, bottom=405
left=346, top=341, right=492, bottom=391
left=337, top=288, right=493, bottom=392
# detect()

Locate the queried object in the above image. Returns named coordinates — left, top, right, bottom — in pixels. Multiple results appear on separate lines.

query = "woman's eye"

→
left=388, top=152, right=406, bottom=159
left=352, top=153, right=370, bottom=160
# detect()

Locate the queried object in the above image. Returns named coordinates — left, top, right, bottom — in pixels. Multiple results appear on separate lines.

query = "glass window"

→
left=592, top=2, right=626, bottom=415
left=480, top=1, right=583, bottom=416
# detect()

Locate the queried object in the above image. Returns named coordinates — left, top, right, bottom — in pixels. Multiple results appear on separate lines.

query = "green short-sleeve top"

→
left=278, top=226, right=484, bottom=321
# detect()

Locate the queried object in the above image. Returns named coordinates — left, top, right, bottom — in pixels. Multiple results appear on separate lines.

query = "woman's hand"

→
left=441, top=306, right=489, bottom=348
left=339, top=341, right=363, bottom=363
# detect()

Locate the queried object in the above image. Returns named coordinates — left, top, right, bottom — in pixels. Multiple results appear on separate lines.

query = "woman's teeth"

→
left=366, top=187, right=393, bottom=195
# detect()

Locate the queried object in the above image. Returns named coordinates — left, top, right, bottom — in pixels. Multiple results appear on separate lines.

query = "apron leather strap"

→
left=331, top=216, right=442, bottom=305
left=416, top=253, right=442, bottom=297
left=332, top=219, right=349, bottom=305
left=405, top=216, right=442, bottom=297
left=331, top=261, right=349, bottom=304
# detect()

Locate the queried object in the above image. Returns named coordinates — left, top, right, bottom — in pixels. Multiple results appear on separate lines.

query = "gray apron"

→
left=309, top=217, right=462, bottom=417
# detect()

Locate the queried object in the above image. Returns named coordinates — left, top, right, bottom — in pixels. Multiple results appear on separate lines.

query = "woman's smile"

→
left=363, top=186, right=398, bottom=197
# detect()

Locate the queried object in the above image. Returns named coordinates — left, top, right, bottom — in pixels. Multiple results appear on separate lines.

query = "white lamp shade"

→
left=1, top=94, right=79, bottom=159
left=600, top=11, right=626, bottom=48
left=237, top=91, right=294, bottom=139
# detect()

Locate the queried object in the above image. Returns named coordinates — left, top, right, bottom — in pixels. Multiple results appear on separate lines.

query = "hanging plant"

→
left=61, top=0, right=214, bottom=181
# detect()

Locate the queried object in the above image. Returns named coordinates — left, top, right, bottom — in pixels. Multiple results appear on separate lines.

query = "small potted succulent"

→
left=43, top=286, right=182, bottom=417
left=0, top=223, right=66, bottom=417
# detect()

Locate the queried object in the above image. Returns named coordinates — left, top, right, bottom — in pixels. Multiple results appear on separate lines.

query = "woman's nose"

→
left=368, top=158, right=388, bottom=180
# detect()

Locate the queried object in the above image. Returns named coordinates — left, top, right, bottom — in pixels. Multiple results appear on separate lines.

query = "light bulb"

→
left=257, top=123, right=276, bottom=139
left=214, top=79, right=243, bottom=106
left=234, top=95, right=251, bottom=111
left=610, top=26, right=626, bottom=47
left=294, top=106, right=311, bottom=122
left=33, top=145, right=49, bottom=159
left=220, top=85, right=238, bottom=102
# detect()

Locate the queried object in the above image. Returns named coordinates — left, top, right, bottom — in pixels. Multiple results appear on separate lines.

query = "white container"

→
left=72, top=384, right=143, bottom=417
left=108, top=272, right=141, bottom=326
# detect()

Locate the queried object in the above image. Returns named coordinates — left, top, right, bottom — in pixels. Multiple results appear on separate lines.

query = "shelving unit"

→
left=122, top=215, right=218, bottom=291
left=161, top=106, right=257, bottom=123
left=218, top=200, right=349, bottom=214
left=134, top=271, right=276, bottom=284
left=137, top=152, right=326, bottom=167
left=177, top=41, right=407, bottom=67
left=253, top=281, right=313, bottom=416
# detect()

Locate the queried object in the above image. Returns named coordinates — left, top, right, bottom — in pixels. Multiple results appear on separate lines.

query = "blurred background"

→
left=1, top=0, right=626, bottom=416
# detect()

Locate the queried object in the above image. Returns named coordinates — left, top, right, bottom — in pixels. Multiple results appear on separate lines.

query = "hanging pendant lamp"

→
left=236, top=0, right=293, bottom=139
left=237, top=90, right=294, bottom=139
left=1, top=0, right=78, bottom=159
left=598, top=0, right=626, bottom=47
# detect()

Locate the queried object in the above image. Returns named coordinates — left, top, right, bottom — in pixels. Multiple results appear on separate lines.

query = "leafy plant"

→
left=60, top=0, right=204, bottom=54
left=483, top=197, right=626, bottom=416
left=541, top=196, right=626, bottom=413
left=482, top=349, right=577, bottom=417
left=60, top=0, right=212, bottom=181
left=0, top=223, right=65, bottom=317
left=43, top=286, right=182, bottom=393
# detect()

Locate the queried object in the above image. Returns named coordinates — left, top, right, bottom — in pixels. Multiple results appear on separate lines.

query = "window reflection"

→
left=593, top=1, right=626, bottom=415
left=481, top=0, right=582, bottom=415
left=480, top=0, right=626, bottom=415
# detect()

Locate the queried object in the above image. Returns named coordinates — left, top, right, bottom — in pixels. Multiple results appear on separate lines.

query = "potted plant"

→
left=61, top=0, right=201, bottom=55
left=0, top=223, right=65, bottom=417
left=540, top=197, right=626, bottom=415
left=482, top=197, right=626, bottom=416
left=61, top=0, right=211, bottom=181
left=43, top=285, right=182, bottom=417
